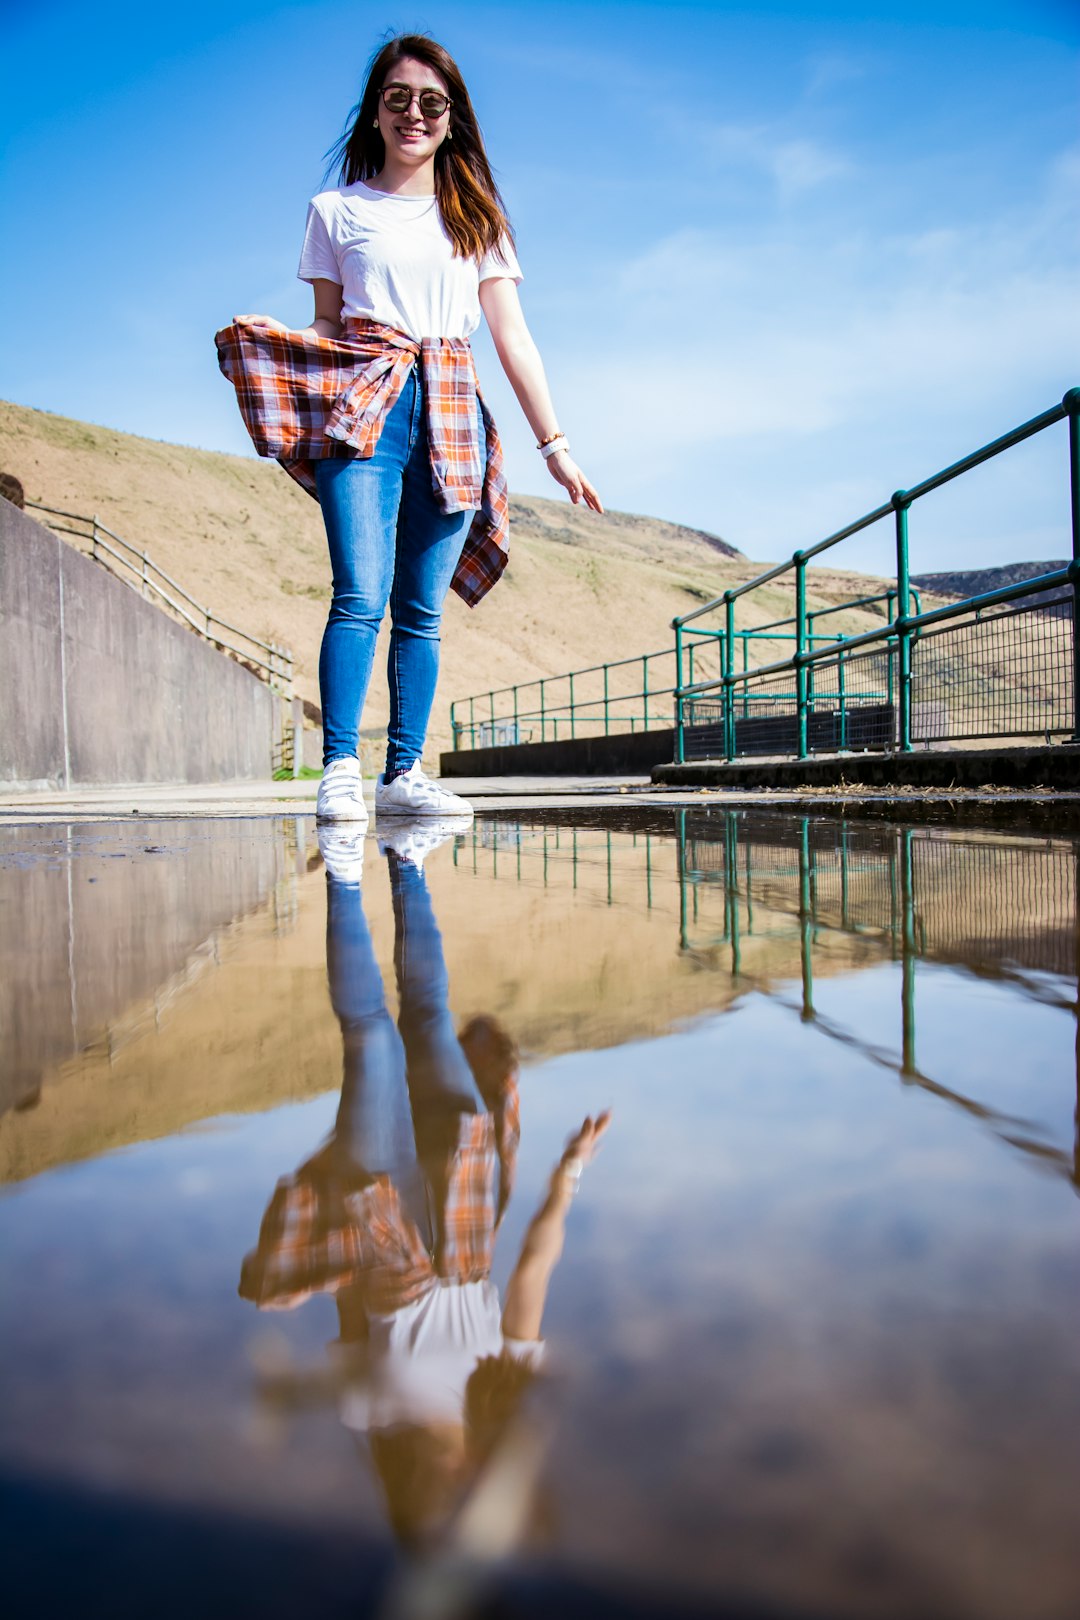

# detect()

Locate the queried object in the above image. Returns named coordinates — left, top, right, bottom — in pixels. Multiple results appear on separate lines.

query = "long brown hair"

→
left=327, top=33, right=516, bottom=268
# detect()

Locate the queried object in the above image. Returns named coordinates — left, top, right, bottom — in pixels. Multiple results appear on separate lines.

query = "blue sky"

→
left=2, top=0, right=1078, bottom=574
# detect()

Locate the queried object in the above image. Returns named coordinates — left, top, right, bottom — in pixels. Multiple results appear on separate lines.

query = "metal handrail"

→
left=680, top=569, right=1074, bottom=697
left=673, top=388, right=1080, bottom=760
left=27, top=500, right=293, bottom=695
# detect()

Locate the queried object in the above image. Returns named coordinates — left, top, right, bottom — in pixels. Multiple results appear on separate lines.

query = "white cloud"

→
left=520, top=145, right=1080, bottom=567
left=699, top=119, right=854, bottom=199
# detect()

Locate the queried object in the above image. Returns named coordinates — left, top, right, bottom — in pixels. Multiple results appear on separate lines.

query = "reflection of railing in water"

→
left=455, top=819, right=668, bottom=913
left=677, top=811, right=1080, bottom=1190
left=459, top=810, right=1080, bottom=1190
left=681, top=815, right=1078, bottom=979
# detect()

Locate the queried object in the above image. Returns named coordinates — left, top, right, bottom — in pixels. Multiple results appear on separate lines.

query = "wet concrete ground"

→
left=2, top=804, right=1079, bottom=1619
left=5, top=773, right=1080, bottom=823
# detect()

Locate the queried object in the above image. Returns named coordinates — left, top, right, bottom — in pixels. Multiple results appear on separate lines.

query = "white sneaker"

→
left=375, top=763, right=474, bottom=819
left=377, top=815, right=472, bottom=871
left=316, top=757, right=369, bottom=825
left=317, top=824, right=365, bottom=885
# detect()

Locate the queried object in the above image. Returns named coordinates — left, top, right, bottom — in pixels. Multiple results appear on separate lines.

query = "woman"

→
left=217, top=33, right=603, bottom=824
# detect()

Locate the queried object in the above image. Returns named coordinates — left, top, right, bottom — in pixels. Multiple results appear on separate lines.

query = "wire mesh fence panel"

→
left=681, top=646, right=900, bottom=761
left=677, top=595, right=1074, bottom=761
left=911, top=834, right=1077, bottom=977
left=729, top=670, right=800, bottom=756
left=806, top=644, right=897, bottom=752
left=910, top=599, right=1074, bottom=743
left=681, top=698, right=727, bottom=759
left=796, top=826, right=902, bottom=935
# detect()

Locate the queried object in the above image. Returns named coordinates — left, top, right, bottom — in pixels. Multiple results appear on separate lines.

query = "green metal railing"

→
left=450, top=389, right=1080, bottom=761
left=450, top=647, right=678, bottom=750
left=674, top=388, right=1080, bottom=761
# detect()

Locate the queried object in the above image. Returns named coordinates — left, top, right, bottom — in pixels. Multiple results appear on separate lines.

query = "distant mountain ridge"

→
left=912, top=561, right=1069, bottom=604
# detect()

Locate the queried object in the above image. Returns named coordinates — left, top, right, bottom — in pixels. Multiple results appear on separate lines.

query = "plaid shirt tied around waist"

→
left=239, top=1087, right=520, bottom=1317
left=214, top=315, right=510, bottom=607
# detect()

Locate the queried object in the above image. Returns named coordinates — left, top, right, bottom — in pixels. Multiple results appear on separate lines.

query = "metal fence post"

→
left=539, top=680, right=546, bottom=743
left=725, top=816, right=741, bottom=977
left=290, top=694, right=303, bottom=778
left=893, top=491, right=912, bottom=751
left=451, top=701, right=459, bottom=751
left=798, top=819, right=814, bottom=1021
left=837, top=639, right=848, bottom=751
left=724, top=593, right=735, bottom=760
left=569, top=672, right=576, bottom=739
left=900, top=828, right=917, bottom=1076
left=795, top=553, right=808, bottom=758
left=642, top=654, right=650, bottom=732
left=673, top=621, right=685, bottom=763
left=1065, top=389, right=1080, bottom=740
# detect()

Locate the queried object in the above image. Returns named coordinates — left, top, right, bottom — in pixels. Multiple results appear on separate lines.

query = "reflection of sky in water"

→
left=2, top=813, right=1079, bottom=1618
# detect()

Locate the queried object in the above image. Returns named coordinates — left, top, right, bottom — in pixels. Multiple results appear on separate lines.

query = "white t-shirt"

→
left=338, top=1279, right=544, bottom=1434
left=297, top=182, right=523, bottom=341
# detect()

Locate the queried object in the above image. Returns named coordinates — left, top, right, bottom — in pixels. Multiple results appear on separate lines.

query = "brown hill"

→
left=0, top=399, right=908, bottom=761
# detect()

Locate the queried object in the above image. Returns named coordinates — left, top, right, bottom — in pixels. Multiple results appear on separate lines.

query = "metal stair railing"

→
left=26, top=500, right=293, bottom=698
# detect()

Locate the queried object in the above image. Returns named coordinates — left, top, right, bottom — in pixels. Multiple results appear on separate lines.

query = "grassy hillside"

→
left=1, top=398, right=904, bottom=761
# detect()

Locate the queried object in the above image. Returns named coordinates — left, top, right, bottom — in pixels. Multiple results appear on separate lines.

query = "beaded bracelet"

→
left=536, top=428, right=564, bottom=448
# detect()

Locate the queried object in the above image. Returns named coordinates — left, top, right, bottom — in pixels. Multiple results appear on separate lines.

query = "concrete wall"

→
left=1, top=500, right=278, bottom=787
left=440, top=726, right=678, bottom=778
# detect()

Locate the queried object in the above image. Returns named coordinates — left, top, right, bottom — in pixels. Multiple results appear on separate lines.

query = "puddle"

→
left=2, top=809, right=1079, bottom=1619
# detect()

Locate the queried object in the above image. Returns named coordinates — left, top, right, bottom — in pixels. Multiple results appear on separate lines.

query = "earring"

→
left=372, top=118, right=378, bottom=128
left=447, top=127, right=452, bottom=139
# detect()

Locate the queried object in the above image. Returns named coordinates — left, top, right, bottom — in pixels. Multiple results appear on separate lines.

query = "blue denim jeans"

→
left=315, top=368, right=483, bottom=772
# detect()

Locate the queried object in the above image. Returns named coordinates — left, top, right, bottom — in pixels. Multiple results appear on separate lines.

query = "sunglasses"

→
left=379, top=84, right=452, bottom=118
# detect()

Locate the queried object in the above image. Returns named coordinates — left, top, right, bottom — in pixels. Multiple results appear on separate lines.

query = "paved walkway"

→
left=0, top=775, right=657, bottom=822
left=3, top=774, right=1079, bottom=824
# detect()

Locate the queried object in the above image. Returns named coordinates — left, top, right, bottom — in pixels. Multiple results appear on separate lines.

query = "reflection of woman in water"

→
left=241, top=830, right=609, bottom=1545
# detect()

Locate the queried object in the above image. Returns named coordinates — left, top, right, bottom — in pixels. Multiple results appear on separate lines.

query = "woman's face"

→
left=375, top=56, right=452, bottom=168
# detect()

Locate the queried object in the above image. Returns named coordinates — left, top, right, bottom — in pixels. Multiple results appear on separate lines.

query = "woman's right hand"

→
left=233, top=313, right=289, bottom=333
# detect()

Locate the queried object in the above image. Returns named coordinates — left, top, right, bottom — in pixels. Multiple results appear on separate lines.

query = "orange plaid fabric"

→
left=240, top=1084, right=520, bottom=1317
left=214, top=315, right=510, bottom=607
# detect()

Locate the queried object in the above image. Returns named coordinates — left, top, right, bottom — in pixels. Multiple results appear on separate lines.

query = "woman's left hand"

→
left=561, top=1110, right=612, bottom=1169
left=545, top=449, right=604, bottom=514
